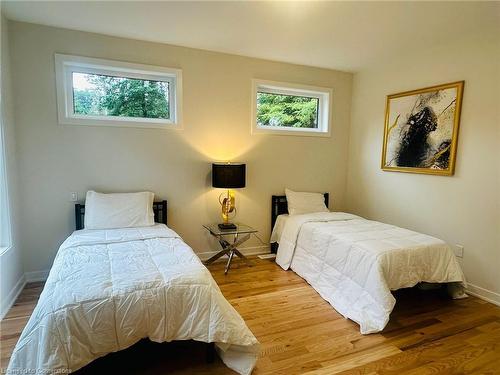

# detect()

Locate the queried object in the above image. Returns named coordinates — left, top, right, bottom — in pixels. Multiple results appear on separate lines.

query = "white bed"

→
left=7, top=224, right=259, bottom=374
left=273, top=211, right=466, bottom=334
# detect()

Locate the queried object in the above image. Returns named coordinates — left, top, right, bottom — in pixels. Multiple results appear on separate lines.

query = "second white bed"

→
left=274, top=212, right=466, bottom=334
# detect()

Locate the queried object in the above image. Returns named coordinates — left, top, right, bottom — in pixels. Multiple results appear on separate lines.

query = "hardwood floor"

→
left=2, top=257, right=500, bottom=374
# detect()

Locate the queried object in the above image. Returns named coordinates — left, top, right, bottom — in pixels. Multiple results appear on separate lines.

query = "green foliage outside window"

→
left=257, top=92, right=319, bottom=128
left=73, top=73, right=170, bottom=119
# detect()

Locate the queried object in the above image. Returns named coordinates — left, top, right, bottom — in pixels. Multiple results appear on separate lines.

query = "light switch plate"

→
left=70, top=192, right=78, bottom=202
left=454, top=244, right=464, bottom=258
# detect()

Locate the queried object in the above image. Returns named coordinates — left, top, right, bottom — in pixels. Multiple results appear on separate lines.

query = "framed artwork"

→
left=381, top=81, right=464, bottom=175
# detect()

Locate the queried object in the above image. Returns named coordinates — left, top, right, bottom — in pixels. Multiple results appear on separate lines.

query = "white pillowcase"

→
left=285, top=188, right=329, bottom=216
left=84, top=191, right=155, bottom=230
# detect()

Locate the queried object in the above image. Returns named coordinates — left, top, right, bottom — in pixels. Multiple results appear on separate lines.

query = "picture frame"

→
left=381, top=81, right=464, bottom=176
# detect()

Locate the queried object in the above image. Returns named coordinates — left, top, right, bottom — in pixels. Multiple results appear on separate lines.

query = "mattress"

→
left=7, top=224, right=259, bottom=374
left=275, top=212, right=466, bottom=333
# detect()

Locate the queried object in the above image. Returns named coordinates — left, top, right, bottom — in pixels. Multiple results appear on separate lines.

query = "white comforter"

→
left=276, top=212, right=466, bottom=334
left=7, top=224, right=259, bottom=374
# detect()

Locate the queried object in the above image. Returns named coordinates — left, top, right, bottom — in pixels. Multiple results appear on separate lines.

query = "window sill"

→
left=59, top=117, right=183, bottom=130
left=252, top=127, right=331, bottom=138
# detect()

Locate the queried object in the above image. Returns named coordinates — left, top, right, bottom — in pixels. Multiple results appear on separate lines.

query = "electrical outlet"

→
left=454, top=244, right=464, bottom=258
left=70, top=192, right=78, bottom=202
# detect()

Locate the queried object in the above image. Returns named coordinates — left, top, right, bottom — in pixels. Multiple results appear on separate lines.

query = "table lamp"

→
left=212, top=162, right=246, bottom=230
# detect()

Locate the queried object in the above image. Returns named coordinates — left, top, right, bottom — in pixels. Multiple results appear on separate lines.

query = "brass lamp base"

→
left=219, top=189, right=237, bottom=230
left=218, top=222, right=237, bottom=230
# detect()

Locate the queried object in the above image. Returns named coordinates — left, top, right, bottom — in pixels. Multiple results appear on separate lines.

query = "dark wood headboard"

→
left=270, top=193, right=329, bottom=253
left=75, top=200, right=168, bottom=230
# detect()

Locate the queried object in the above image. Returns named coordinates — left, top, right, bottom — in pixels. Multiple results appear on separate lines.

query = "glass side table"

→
left=203, top=223, right=257, bottom=274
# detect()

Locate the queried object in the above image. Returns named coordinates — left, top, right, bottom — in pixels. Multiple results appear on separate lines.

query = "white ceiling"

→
left=2, top=1, right=499, bottom=72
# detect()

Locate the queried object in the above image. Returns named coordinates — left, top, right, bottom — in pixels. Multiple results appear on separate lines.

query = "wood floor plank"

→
left=304, top=345, right=402, bottom=374
left=1, top=257, right=499, bottom=374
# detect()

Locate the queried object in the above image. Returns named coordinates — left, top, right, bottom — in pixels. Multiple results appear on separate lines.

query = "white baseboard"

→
left=25, top=270, right=50, bottom=283
left=197, top=245, right=270, bottom=261
left=0, top=274, right=26, bottom=320
left=466, top=283, right=500, bottom=306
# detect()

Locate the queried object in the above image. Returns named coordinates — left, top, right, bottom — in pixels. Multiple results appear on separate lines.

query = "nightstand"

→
left=203, top=223, right=257, bottom=274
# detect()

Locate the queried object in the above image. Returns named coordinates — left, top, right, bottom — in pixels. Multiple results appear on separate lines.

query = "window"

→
left=0, top=102, right=11, bottom=253
left=251, top=79, right=332, bottom=136
left=55, top=54, right=182, bottom=129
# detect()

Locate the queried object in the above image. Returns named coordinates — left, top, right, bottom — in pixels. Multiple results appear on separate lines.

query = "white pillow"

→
left=84, top=191, right=155, bottom=230
left=285, top=188, right=329, bottom=216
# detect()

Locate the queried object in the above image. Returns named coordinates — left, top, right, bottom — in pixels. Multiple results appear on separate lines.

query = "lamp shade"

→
left=212, top=163, right=246, bottom=188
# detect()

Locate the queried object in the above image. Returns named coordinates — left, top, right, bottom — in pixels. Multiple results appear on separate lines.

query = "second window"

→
left=252, top=80, right=331, bottom=136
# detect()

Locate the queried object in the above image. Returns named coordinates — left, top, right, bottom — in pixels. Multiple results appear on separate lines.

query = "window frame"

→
left=55, top=54, right=183, bottom=129
left=251, top=79, right=332, bottom=137
left=0, top=100, right=11, bottom=255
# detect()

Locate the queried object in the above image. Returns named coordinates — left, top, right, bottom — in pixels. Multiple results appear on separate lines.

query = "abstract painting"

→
left=381, top=81, right=464, bottom=175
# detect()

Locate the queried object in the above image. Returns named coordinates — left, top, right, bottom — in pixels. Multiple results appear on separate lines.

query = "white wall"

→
left=347, top=25, right=500, bottom=300
left=7, top=15, right=497, bottom=307
left=8, top=21, right=353, bottom=275
left=0, top=15, right=24, bottom=318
